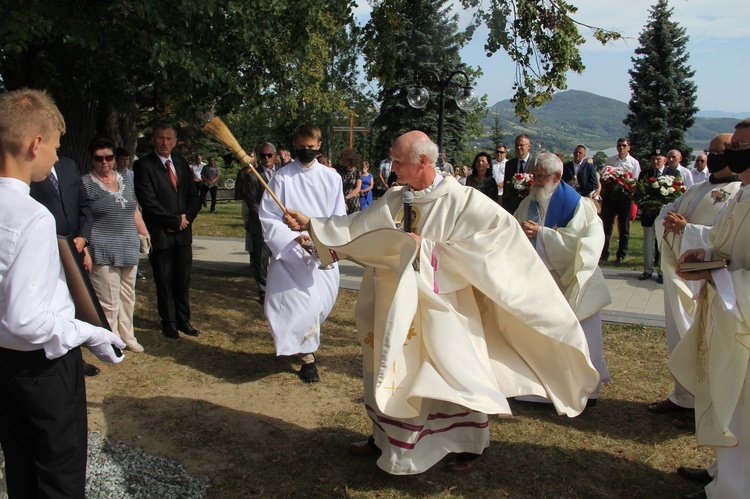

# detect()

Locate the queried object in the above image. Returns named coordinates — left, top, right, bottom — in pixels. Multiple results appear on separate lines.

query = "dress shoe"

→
left=348, top=437, right=381, bottom=457
left=83, top=362, right=100, bottom=377
left=638, top=271, right=652, bottom=280
left=616, top=257, right=624, bottom=264
left=682, top=490, right=707, bottom=499
left=446, top=452, right=483, bottom=473
left=136, top=270, right=146, bottom=280
left=177, top=321, right=200, bottom=337
left=125, top=341, right=145, bottom=353
left=162, top=323, right=180, bottom=339
left=657, top=274, right=664, bottom=284
left=299, top=362, right=320, bottom=383
left=677, top=467, right=712, bottom=484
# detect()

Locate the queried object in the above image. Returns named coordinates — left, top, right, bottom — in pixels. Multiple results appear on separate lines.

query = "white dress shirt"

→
left=0, top=177, right=102, bottom=359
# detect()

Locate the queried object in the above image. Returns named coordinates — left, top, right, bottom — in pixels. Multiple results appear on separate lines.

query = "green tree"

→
left=592, top=151, right=608, bottom=170
left=459, top=0, right=620, bottom=123
left=623, top=0, right=698, bottom=164
left=490, top=109, right=506, bottom=148
left=0, top=0, right=359, bottom=168
left=363, top=0, right=481, bottom=161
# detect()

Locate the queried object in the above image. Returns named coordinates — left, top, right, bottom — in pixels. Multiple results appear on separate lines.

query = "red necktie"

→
left=165, top=159, right=178, bottom=191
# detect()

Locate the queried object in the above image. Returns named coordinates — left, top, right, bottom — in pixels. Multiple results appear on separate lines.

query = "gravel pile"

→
left=0, top=432, right=209, bottom=499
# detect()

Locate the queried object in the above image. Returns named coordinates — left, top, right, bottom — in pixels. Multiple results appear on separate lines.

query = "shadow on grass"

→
left=97, top=394, right=700, bottom=498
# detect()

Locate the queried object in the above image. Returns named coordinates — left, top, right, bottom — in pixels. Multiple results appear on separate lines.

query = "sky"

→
left=353, top=0, right=750, bottom=115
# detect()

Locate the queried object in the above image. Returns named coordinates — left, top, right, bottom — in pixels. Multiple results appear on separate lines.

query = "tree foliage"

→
left=0, top=0, right=361, bottom=167
left=363, top=0, right=483, bottom=161
left=458, top=0, right=620, bottom=123
left=623, top=0, right=698, bottom=164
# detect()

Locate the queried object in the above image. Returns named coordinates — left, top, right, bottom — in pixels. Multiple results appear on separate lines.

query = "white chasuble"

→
left=309, top=175, right=598, bottom=474
left=259, top=160, right=346, bottom=355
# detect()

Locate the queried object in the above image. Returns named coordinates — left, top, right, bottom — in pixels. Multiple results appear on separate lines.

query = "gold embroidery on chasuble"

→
left=395, top=206, right=421, bottom=232
left=364, top=332, right=374, bottom=348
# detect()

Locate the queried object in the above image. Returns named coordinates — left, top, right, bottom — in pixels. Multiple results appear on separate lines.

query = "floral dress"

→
left=341, top=167, right=361, bottom=214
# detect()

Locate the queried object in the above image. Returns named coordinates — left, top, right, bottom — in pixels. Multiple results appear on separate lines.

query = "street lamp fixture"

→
left=407, top=69, right=476, bottom=153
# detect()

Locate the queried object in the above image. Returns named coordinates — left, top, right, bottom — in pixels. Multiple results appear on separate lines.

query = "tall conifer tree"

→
left=363, top=0, right=475, bottom=161
left=624, top=0, right=698, bottom=163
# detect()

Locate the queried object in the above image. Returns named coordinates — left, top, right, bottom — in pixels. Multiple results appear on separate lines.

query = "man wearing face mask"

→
left=670, top=119, right=750, bottom=499
left=259, top=124, right=346, bottom=383
left=648, top=134, right=740, bottom=427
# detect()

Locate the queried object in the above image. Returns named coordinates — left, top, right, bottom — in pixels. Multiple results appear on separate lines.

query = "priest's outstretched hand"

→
left=284, top=209, right=310, bottom=232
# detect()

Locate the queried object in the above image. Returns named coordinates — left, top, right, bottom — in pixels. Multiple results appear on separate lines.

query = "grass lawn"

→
left=84, top=267, right=711, bottom=498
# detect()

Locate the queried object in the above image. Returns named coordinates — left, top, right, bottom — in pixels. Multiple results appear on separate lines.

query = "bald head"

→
left=390, top=131, right=439, bottom=190
left=709, top=133, right=732, bottom=153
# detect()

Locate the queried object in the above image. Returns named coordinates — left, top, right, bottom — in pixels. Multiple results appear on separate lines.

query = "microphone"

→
left=402, top=190, right=414, bottom=233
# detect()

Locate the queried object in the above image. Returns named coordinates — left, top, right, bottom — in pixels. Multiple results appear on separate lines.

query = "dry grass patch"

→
left=84, top=267, right=710, bottom=498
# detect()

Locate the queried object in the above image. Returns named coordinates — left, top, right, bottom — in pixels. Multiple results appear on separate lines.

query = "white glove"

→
left=85, top=328, right=126, bottom=364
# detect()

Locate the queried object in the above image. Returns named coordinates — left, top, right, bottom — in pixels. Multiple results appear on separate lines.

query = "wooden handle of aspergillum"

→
left=202, top=116, right=288, bottom=215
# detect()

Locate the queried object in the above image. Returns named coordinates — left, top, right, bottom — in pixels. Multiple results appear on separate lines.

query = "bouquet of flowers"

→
left=634, top=174, right=687, bottom=214
left=508, top=172, right=534, bottom=200
left=600, top=166, right=637, bottom=200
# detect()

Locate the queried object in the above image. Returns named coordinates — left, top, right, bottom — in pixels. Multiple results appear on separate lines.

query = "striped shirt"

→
left=82, top=173, right=139, bottom=267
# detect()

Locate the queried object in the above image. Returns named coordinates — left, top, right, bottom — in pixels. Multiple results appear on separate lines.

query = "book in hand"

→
left=679, top=259, right=729, bottom=272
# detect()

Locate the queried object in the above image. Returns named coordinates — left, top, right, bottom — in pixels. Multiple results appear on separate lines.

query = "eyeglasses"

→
left=496, top=150, right=507, bottom=154
left=532, top=173, right=552, bottom=180
left=93, top=154, right=115, bottom=163
left=259, top=153, right=275, bottom=159
left=726, top=141, right=750, bottom=150
left=616, top=144, right=629, bottom=148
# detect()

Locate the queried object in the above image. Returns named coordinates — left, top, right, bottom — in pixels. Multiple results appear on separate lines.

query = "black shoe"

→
left=657, top=274, right=664, bottom=284
left=177, top=322, right=200, bottom=337
left=616, top=257, right=624, bottom=264
left=83, top=362, right=100, bottom=377
left=136, top=271, right=146, bottom=280
left=638, top=272, right=652, bottom=280
left=258, top=295, right=265, bottom=305
left=162, top=323, right=180, bottom=339
left=677, top=467, right=712, bottom=484
left=299, top=362, right=320, bottom=383
left=681, top=490, right=707, bottom=499
left=586, top=398, right=598, bottom=408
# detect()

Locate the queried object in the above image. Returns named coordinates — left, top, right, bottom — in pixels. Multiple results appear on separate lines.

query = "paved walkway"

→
left=190, top=236, right=665, bottom=328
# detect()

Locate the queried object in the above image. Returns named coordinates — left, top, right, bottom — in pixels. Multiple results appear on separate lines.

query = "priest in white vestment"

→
left=514, top=153, right=611, bottom=404
left=651, top=133, right=741, bottom=417
left=283, top=131, right=599, bottom=475
left=259, top=124, right=346, bottom=383
left=670, top=119, right=750, bottom=499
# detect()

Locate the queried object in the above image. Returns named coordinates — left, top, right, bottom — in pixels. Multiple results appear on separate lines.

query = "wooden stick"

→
left=202, top=116, right=287, bottom=215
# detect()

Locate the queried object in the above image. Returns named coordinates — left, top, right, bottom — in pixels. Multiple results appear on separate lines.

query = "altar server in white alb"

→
left=514, top=152, right=611, bottom=406
left=649, top=133, right=741, bottom=418
left=283, top=131, right=598, bottom=475
left=259, top=124, right=346, bottom=383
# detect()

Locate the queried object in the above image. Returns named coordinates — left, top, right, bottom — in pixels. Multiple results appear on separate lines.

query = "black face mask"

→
left=725, top=148, right=750, bottom=174
left=295, top=148, right=319, bottom=164
left=707, top=153, right=727, bottom=173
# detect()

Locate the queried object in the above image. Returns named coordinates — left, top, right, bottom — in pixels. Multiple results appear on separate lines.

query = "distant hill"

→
left=481, top=90, right=741, bottom=155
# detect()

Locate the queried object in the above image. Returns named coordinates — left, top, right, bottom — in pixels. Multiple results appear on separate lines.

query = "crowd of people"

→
left=1, top=86, right=748, bottom=499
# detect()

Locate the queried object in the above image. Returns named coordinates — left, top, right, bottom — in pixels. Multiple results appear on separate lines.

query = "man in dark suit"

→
left=30, top=156, right=101, bottom=377
left=242, top=142, right=276, bottom=305
left=638, top=149, right=680, bottom=283
left=501, top=134, right=534, bottom=213
left=134, top=123, right=200, bottom=339
left=562, top=144, right=598, bottom=198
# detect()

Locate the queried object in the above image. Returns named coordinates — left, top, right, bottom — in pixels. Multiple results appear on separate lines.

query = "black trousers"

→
left=149, top=243, right=192, bottom=326
left=200, top=184, right=217, bottom=211
left=250, top=233, right=270, bottom=300
left=0, top=347, right=87, bottom=499
left=600, top=198, right=633, bottom=260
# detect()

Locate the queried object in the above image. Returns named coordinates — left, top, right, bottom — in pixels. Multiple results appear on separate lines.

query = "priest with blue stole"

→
left=514, top=152, right=612, bottom=406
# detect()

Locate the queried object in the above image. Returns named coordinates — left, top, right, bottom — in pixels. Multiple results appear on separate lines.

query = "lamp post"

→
left=406, top=69, right=476, bottom=154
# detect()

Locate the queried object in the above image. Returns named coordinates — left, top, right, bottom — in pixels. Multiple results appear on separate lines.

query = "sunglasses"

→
left=259, top=153, right=275, bottom=159
left=93, top=154, right=115, bottom=163
left=496, top=150, right=507, bottom=154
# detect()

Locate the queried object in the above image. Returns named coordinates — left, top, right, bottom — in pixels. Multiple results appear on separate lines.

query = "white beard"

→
left=529, top=181, right=557, bottom=211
